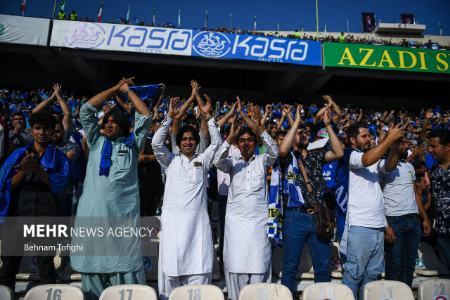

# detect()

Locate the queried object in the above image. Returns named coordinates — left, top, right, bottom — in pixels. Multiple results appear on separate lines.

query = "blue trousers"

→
left=385, top=214, right=422, bottom=287
left=281, top=209, right=331, bottom=296
left=342, top=226, right=384, bottom=300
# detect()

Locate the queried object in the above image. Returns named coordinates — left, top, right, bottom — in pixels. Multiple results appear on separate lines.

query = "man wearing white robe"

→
left=152, top=88, right=221, bottom=300
left=214, top=99, right=278, bottom=300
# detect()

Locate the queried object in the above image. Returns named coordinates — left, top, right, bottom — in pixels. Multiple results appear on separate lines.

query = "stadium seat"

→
left=363, top=280, right=414, bottom=300
left=239, top=283, right=292, bottom=300
left=99, top=284, right=157, bottom=300
left=303, top=282, right=355, bottom=300
left=0, top=285, right=13, bottom=300
left=169, top=285, right=224, bottom=300
left=418, top=279, right=450, bottom=300
left=24, top=284, right=84, bottom=300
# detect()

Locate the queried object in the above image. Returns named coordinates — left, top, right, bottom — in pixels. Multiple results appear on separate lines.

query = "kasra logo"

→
left=65, top=22, right=105, bottom=49
left=193, top=31, right=231, bottom=58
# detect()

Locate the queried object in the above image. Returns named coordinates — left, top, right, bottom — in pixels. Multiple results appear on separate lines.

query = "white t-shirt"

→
left=381, top=161, right=418, bottom=216
left=348, top=150, right=387, bottom=228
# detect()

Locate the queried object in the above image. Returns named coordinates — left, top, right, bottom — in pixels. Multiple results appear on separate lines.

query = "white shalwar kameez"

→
left=213, top=131, right=278, bottom=300
left=152, top=116, right=221, bottom=300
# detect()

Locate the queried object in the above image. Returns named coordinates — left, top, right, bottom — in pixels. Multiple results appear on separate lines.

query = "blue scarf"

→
left=0, top=144, right=70, bottom=217
left=99, top=133, right=135, bottom=176
left=267, top=152, right=304, bottom=247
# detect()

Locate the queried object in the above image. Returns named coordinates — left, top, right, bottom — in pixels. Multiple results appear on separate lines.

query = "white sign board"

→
left=50, top=20, right=192, bottom=56
left=0, top=14, right=50, bottom=46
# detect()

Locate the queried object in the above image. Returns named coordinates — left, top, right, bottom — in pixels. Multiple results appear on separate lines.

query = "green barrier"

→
left=323, top=42, right=450, bottom=74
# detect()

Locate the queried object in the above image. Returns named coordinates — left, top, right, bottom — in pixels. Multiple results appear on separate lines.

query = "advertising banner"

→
left=191, top=30, right=322, bottom=66
left=50, top=20, right=192, bottom=56
left=323, top=42, right=450, bottom=74
left=0, top=14, right=50, bottom=46
left=50, top=21, right=322, bottom=66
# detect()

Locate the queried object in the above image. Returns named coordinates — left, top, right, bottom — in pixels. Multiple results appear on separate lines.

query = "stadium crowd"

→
left=0, top=80, right=449, bottom=300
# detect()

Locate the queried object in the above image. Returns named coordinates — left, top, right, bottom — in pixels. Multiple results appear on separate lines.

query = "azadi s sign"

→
left=323, top=42, right=450, bottom=74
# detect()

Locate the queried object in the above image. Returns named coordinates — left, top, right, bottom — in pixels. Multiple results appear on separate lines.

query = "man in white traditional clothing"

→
left=152, top=85, right=221, bottom=300
left=213, top=98, right=279, bottom=300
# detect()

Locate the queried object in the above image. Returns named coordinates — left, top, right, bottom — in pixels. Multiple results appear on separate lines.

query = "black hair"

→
left=237, top=127, right=257, bottom=141
left=276, top=130, right=287, bottom=139
left=12, top=112, right=25, bottom=119
left=176, top=125, right=200, bottom=147
left=101, top=108, right=130, bottom=136
left=347, top=124, right=367, bottom=139
left=428, top=130, right=450, bottom=146
left=54, top=120, right=64, bottom=129
left=183, top=114, right=198, bottom=128
left=29, top=112, right=57, bottom=128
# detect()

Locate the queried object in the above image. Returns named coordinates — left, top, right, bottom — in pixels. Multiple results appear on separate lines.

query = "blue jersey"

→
left=334, top=148, right=352, bottom=240
left=322, top=161, right=338, bottom=189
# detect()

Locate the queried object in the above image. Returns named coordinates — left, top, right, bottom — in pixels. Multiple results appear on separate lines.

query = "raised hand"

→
left=236, top=96, right=242, bottom=113
left=282, top=104, right=292, bottom=116
left=115, top=77, right=135, bottom=92
left=252, top=104, right=261, bottom=121
left=53, top=83, right=62, bottom=97
left=191, top=80, right=200, bottom=96
left=229, top=102, right=237, bottom=114
left=386, top=123, right=404, bottom=142
left=168, top=97, right=181, bottom=118
left=198, top=94, right=212, bottom=118
left=295, top=104, right=303, bottom=124
left=323, top=108, right=332, bottom=126
left=227, top=118, right=240, bottom=144
left=323, top=95, right=332, bottom=107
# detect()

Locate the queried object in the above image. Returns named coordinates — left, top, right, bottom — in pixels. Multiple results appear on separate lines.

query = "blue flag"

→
left=129, top=84, right=162, bottom=108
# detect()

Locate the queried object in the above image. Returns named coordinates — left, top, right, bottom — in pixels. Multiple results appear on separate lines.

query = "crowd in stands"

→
left=0, top=81, right=449, bottom=300
left=290, top=33, right=450, bottom=50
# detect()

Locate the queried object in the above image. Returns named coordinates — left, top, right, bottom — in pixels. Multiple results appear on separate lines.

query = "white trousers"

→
left=158, top=271, right=211, bottom=300
left=225, top=271, right=271, bottom=300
